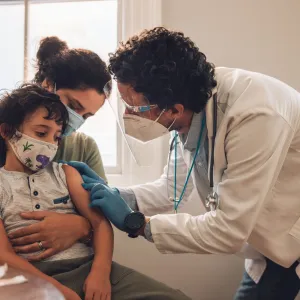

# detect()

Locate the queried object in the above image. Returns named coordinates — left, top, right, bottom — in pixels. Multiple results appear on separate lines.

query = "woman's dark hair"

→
left=0, top=84, right=68, bottom=167
left=34, top=36, right=111, bottom=95
left=108, top=27, right=217, bottom=113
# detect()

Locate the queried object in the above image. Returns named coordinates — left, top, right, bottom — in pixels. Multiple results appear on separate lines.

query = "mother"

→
left=8, top=36, right=189, bottom=299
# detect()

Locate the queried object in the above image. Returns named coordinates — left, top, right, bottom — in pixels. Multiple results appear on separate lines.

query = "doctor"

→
left=69, top=27, right=300, bottom=299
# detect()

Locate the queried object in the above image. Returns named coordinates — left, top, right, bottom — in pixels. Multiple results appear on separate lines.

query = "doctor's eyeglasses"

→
left=104, top=80, right=158, bottom=113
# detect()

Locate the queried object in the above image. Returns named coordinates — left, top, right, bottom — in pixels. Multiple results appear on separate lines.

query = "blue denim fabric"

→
left=234, top=258, right=300, bottom=300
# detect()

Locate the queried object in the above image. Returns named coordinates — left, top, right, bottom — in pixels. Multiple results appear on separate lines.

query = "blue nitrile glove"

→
left=85, top=183, right=133, bottom=232
left=63, top=161, right=132, bottom=231
left=62, top=161, right=107, bottom=188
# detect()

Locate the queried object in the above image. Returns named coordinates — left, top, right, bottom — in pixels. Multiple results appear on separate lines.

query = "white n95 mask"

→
left=9, top=131, right=58, bottom=171
left=123, top=111, right=175, bottom=143
left=63, top=106, right=85, bottom=136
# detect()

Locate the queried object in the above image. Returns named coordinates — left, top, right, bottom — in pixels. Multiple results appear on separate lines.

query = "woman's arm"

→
left=9, top=211, right=92, bottom=261
left=0, top=220, right=80, bottom=300
left=63, top=165, right=113, bottom=299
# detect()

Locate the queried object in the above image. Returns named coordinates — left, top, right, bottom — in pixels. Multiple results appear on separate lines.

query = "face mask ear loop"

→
left=168, top=118, right=177, bottom=131
left=154, top=109, right=166, bottom=122
left=53, top=83, right=57, bottom=94
left=154, top=109, right=177, bottom=131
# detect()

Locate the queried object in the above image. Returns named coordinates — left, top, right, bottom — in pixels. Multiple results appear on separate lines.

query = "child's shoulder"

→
left=47, top=161, right=63, bottom=174
left=0, top=168, right=24, bottom=190
left=0, top=168, right=19, bottom=206
left=49, top=162, right=81, bottom=185
left=46, top=162, right=68, bottom=188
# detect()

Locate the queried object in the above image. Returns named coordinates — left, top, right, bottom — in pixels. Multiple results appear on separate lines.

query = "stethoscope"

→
left=167, top=93, right=219, bottom=213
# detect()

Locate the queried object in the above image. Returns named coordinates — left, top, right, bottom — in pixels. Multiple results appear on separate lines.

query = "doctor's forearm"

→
left=117, top=188, right=154, bottom=242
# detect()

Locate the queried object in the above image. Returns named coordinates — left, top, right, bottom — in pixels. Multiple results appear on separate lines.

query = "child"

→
left=0, top=84, right=113, bottom=300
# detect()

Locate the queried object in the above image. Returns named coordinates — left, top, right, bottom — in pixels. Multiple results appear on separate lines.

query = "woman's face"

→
left=56, top=88, right=106, bottom=120
left=42, top=80, right=106, bottom=119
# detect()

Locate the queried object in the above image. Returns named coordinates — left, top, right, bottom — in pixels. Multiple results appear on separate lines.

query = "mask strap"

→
left=154, top=109, right=177, bottom=131
left=167, top=118, right=177, bottom=130
left=53, top=83, right=57, bottom=94
left=154, top=109, right=165, bottom=122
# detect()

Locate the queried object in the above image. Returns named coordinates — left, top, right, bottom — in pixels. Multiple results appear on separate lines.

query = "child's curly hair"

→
left=0, top=83, right=68, bottom=166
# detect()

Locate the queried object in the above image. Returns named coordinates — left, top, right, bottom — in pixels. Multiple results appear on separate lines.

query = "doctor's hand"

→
left=83, top=183, right=133, bottom=232
left=62, top=161, right=107, bottom=186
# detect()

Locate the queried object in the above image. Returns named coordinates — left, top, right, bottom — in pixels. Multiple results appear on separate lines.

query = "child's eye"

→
left=36, top=132, right=46, bottom=137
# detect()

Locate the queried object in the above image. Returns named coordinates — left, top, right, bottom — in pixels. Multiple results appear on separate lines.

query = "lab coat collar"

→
left=180, top=112, right=204, bottom=151
left=180, top=87, right=219, bottom=151
left=205, top=88, right=218, bottom=139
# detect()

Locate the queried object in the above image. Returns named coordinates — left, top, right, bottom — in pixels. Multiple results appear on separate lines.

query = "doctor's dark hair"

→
left=33, top=36, right=111, bottom=95
left=108, top=27, right=217, bottom=113
left=0, top=84, right=68, bottom=167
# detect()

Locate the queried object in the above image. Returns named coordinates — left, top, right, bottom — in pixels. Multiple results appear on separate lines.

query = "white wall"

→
left=112, top=1, right=300, bottom=299
left=162, top=0, right=300, bottom=91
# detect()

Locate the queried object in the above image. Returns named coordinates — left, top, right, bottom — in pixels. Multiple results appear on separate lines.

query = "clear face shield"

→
left=104, top=80, right=171, bottom=166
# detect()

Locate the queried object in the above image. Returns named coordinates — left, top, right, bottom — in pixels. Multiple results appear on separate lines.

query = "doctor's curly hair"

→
left=108, top=27, right=217, bottom=113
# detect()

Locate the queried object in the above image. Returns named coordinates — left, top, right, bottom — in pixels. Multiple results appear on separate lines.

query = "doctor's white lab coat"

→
left=126, top=67, right=300, bottom=273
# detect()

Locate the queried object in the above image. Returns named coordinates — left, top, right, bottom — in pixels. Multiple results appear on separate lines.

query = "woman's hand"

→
left=84, top=271, right=111, bottom=300
left=9, top=211, right=91, bottom=262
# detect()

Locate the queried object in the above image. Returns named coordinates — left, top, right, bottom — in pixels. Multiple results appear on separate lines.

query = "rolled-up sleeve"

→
left=118, top=187, right=139, bottom=211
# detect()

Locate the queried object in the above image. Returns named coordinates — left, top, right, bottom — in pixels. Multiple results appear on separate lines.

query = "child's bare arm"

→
left=63, top=164, right=113, bottom=274
left=0, top=220, right=79, bottom=300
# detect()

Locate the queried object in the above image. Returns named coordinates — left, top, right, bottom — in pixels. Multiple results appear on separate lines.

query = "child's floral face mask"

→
left=8, top=131, right=57, bottom=171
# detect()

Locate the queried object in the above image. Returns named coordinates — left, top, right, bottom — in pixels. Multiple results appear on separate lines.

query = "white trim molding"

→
left=118, top=0, right=162, bottom=40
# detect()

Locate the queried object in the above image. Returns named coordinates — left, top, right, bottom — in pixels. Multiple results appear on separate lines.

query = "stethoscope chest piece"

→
left=205, top=191, right=219, bottom=212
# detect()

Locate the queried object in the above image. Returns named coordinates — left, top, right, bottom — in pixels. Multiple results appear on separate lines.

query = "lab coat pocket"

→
left=289, top=217, right=300, bottom=242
